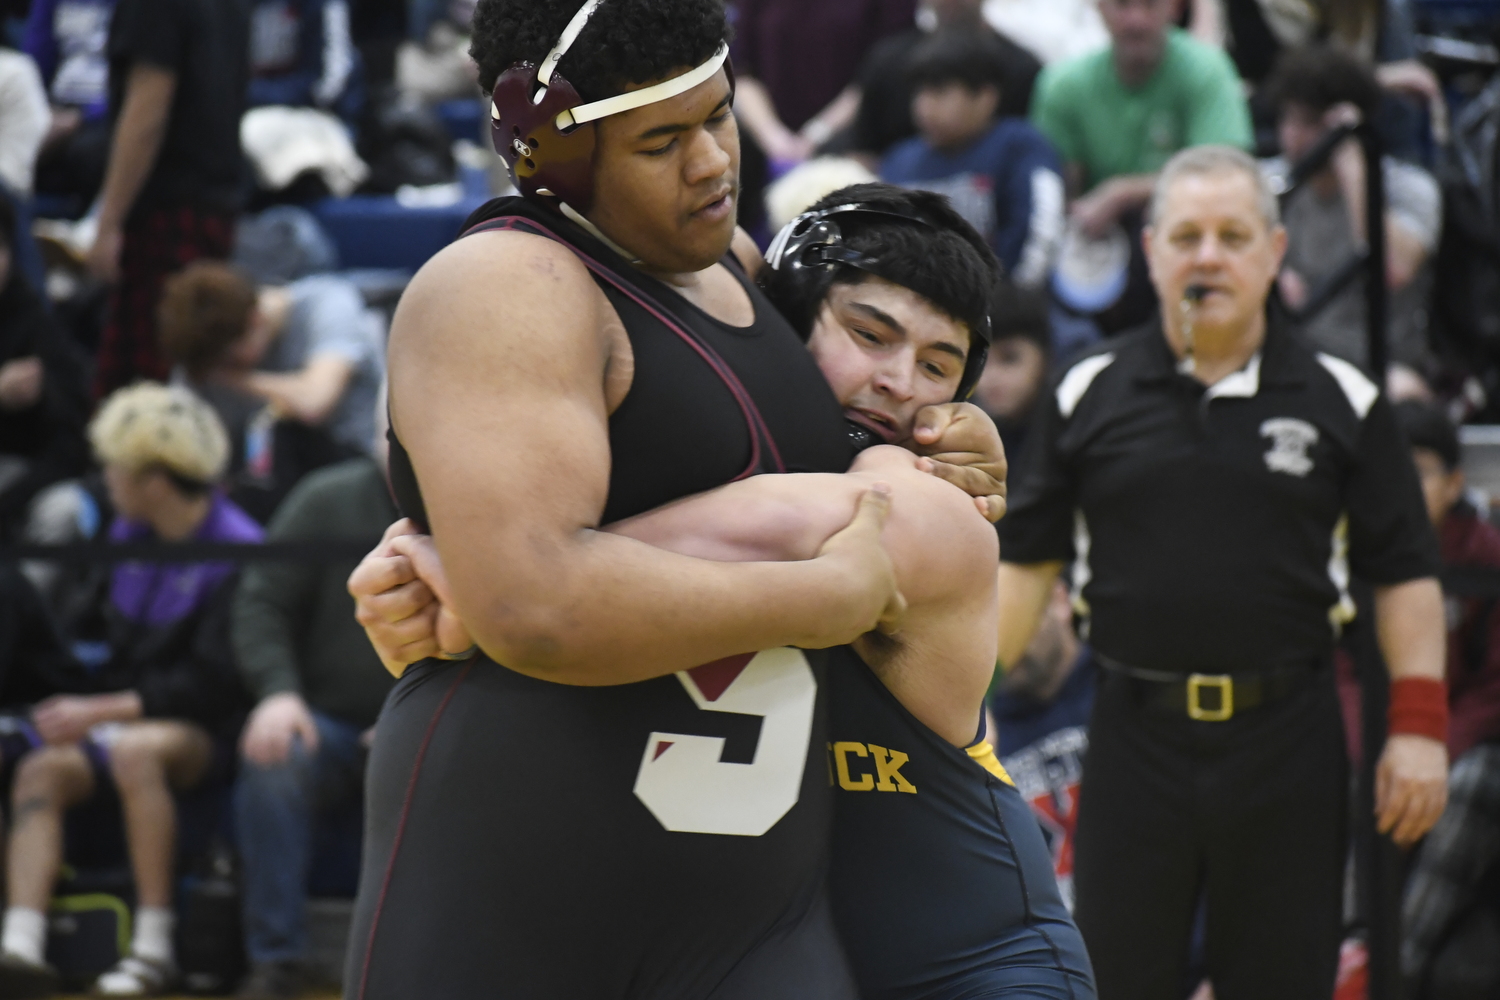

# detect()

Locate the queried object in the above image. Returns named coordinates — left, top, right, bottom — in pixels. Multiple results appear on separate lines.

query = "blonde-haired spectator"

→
left=91, top=382, right=230, bottom=488
left=0, top=383, right=257, bottom=999
left=764, top=157, right=878, bottom=232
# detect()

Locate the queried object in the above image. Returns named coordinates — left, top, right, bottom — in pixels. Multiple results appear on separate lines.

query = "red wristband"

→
left=1388, top=677, right=1449, bottom=743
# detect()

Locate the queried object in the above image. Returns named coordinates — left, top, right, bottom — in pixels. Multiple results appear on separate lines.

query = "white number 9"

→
left=633, top=647, right=817, bottom=836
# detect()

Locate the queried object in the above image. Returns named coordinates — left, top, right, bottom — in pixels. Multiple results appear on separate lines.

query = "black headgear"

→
left=764, top=202, right=992, bottom=404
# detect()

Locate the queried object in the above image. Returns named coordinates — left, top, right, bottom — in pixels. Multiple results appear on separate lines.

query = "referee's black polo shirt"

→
left=999, top=317, right=1440, bottom=674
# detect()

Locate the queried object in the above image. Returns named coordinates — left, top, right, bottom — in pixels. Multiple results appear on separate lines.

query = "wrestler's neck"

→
left=641, top=260, right=709, bottom=291
left=622, top=237, right=751, bottom=325
left=576, top=205, right=732, bottom=301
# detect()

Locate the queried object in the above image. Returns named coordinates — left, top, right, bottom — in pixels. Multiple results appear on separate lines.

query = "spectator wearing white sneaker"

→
left=0, top=384, right=258, bottom=999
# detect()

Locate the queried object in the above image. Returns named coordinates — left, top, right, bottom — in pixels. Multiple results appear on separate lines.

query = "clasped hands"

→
left=351, top=402, right=1008, bottom=676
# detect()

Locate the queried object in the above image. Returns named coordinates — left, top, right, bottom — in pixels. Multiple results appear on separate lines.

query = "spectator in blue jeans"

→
left=0, top=383, right=258, bottom=999
left=230, top=432, right=396, bottom=1000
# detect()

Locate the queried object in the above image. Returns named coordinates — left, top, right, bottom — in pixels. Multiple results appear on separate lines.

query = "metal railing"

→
left=1276, top=119, right=1405, bottom=1000
left=1273, top=118, right=1390, bottom=378
left=0, top=539, right=378, bottom=564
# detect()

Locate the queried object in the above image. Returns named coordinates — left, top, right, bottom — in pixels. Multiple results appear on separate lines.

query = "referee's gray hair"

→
left=1147, top=145, right=1281, bottom=230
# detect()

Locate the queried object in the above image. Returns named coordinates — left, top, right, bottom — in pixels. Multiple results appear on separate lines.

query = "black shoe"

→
left=0, top=953, right=60, bottom=1000
left=235, top=961, right=304, bottom=1000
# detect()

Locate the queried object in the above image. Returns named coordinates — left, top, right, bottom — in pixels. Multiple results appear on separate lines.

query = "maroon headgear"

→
left=489, top=0, right=732, bottom=217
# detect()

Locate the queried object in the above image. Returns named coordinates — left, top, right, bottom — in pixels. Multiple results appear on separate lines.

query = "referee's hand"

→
left=1375, top=734, right=1449, bottom=847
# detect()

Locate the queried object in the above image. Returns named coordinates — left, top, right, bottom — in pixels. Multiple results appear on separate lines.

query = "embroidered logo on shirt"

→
left=1260, top=417, right=1319, bottom=477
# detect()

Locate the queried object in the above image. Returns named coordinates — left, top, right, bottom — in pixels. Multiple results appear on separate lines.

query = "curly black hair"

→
left=1265, top=44, right=1383, bottom=121
left=470, top=0, right=729, bottom=99
left=760, top=183, right=1001, bottom=345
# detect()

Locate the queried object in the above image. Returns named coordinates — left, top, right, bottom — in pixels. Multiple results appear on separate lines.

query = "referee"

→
left=996, top=145, right=1449, bottom=1000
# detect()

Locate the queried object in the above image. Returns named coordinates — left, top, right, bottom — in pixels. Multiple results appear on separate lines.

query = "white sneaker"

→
left=91, top=954, right=175, bottom=997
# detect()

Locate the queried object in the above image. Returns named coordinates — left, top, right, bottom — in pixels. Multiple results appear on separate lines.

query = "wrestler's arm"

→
left=608, top=446, right=1000, bottom=744
left=356, top=449, right=999, bottom=740
left=610, top=447, right=968, bottom=594
left=385, top=230, right=899, bottom=686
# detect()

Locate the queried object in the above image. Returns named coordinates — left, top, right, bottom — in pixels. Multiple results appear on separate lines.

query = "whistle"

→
left=1180, top=284, right=1209, bottom=373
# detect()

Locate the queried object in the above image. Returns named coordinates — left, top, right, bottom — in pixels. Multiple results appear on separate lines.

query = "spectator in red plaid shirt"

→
left=1395, top=401, right=1500, bottom=997
left=86, top=0, right=250, bottom=398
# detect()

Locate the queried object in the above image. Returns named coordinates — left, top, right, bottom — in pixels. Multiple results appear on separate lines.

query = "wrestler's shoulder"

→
left=389, top=230, right=610, bottom=362
left=405, top=227, right=598, bottom=305
left=730, top=226, right=764, bottom=278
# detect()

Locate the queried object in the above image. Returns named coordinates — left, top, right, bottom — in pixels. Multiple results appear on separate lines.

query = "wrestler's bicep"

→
left=605, top=458, right=997, bottom=602
left=857, top=468, right=999, bottom=611
left=387, top=232, right=614, bottom=625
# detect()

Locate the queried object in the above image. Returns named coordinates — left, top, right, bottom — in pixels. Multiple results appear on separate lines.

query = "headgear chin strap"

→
left=766, top=203, right=993, bottom=403
left=490, top=0, right=732, bottom=223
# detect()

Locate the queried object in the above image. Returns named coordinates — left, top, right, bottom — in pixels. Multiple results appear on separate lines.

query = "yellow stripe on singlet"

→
left=966, top=740, right=1015, bottom=787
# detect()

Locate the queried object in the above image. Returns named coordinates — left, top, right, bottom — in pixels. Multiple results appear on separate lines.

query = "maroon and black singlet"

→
left=347, top=197, right=857, bottom=999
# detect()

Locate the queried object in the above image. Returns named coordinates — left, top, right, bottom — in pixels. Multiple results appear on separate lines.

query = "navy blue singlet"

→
left=348, top=197, right=857, bottom=1000
left=826, top=646, right=1098, bottom=1000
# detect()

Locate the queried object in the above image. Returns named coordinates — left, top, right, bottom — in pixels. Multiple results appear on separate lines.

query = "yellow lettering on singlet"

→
left=966, top=740, right=1016, bottom=787
left=832, top=741, right=874, bottom=791
left=868, top=745, right=917, bottom=793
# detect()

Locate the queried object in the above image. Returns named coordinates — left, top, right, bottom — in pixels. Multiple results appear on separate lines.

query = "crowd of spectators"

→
left=0, top=0, right=1496, bottom=996
left=0, top=0, right=457, bottom=995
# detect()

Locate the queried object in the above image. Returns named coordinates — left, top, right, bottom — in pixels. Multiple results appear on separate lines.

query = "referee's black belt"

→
left=1096, top=654, right=1321, bottom=721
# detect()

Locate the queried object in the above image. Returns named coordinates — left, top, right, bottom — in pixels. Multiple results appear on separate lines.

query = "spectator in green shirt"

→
left=1030, top=0, right=1252, bottom=238
left=230, top=438, right=397, bottom=1000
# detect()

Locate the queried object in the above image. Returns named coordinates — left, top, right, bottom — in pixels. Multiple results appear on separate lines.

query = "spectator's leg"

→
left=100, top=720, right=212, bottom=979
left=306, top=711, right=368, bottom=826
left=1401, top=744, right=1500, bottom=991
left=236, top=713, right=365, bottom=971
left=2, top=746, right=94, bottom=962
left=0, top=185, right=46, bottom=293
left=93, top=206, right=234, bottom=399
left=1072, top=675, right=1203, bottom=1000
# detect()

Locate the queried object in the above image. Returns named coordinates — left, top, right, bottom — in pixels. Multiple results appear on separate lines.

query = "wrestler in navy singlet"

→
left=347, top=197, right=858, bottom=1000
left=826, top=646, right=1097, bottom=1000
